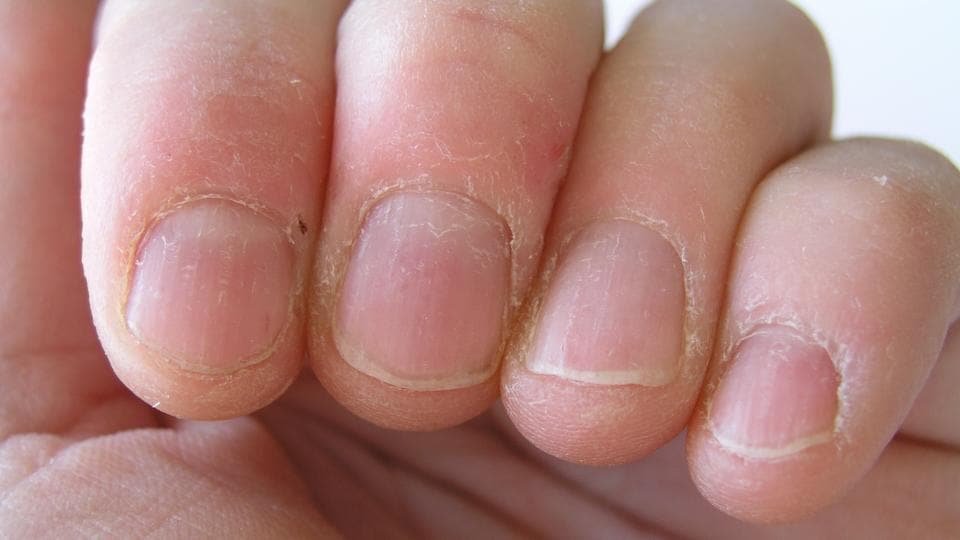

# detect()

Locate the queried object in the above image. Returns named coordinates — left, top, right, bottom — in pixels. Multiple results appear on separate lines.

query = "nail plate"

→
left=526, top=220, right=685, bottom=385
left=334, top=191, right=510, bottom=390
left=709, top=327, right=840, bottom=458
left=125, top=200, right=295, bottom=373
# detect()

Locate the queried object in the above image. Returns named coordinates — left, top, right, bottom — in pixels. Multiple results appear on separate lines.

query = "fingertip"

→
left=685, top=330, right=856, bottom=522
left=90, top=197, right=310, bottom=420
left=83, top=0, right=342, bottom=419
left=687, top=137, right=960, bottom=522
left=312, top=350, right=498, bottom=431
left=308, top=0, right=602, bottom=428
left=686, top=417, right=852, bottom=524
left=501, top=366, right=690, bottom=465
left=125, top=199, right=297, bottom=375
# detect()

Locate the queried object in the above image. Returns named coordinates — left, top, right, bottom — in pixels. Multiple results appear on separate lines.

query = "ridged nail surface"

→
left=709, top=327, right=840, bottom=458
left=335, top=191, right=510, bottom=390
left=527, top=220, right=685, bottom=385
left=126, top=200, right=294, bottom=373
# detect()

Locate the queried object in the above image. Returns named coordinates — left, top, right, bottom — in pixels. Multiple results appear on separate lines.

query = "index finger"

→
left=83, top=0, right=345, bottom=419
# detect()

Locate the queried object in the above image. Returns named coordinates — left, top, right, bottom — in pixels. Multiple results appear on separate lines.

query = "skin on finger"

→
left=0, top=0, right=153, bottom=439
left=265, top=383, right=655, bottom=539
left=82, top=0, right=345, bottom=419
left=310, top=0, right=603, bottom=430
left=497, top=426, right=960, bottom=539
left=901, top=320, right=960, bottom=448
left=687, top=139, right=960, bottom=522
left=501, top=0, right=832, bottom=464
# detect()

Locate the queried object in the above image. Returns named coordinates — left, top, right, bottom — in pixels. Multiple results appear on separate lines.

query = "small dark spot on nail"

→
left=297, top=216, right=308, bottom=235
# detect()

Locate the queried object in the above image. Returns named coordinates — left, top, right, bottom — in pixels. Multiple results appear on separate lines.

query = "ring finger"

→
left=501, top=0, right=833, bottom=463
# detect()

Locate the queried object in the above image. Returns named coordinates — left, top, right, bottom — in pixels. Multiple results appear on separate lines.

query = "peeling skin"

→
left=698, top=141, right=960, bottom=468
left=710, top=311, right=852, bottom=445
left=79, top=0, right=338, bottom=419
left=300, top=0, right=601, bottom=425
left=309, top=0, right=596, bottom=347
left=313, top=176, right=532, bottom=347
left=872, top=174, right=890, bottom=187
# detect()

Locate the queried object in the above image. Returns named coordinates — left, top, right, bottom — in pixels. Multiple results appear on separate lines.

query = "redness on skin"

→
left=334, top=191, right=510, bottom=391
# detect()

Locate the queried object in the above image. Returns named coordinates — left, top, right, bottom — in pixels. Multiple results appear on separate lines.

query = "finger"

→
left=502, top=430, right=960, bottom=538
left=0, top=0, right=150, bottom=439
left=901, top=320, right=960, bottom=447
left=310, top=0, right=604, bottom=429
left=687, top=138, right=960, bottom=522
left=500, top=0, right=832, bottom=463
left=82, top=0, right=345, bottom=419
left=266, top=384, right=650, bottom=539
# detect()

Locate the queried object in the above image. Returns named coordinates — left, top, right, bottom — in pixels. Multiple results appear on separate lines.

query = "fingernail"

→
left=125, top=200, right=295, bottom=373
left=334, top=191, right=510, bottom=390
left=708, top=327, right=840, bottom=458
left=526, top=220, right=685, bottom=385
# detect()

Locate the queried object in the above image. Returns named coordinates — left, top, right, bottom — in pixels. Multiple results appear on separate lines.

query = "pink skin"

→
left=688, top=139, right=960, bottom=521
left=502, top=0, right=834, bottom=465
left=707, top=328, right=840, bottom=458
left=1, top=0, right=958, bottom=535
left=309, top=0, right=603, bottom=429
left=81, top=1, right=343, bottom=418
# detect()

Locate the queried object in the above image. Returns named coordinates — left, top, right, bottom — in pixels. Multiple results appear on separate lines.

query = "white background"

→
left=604, top=0, right=960, bottom=164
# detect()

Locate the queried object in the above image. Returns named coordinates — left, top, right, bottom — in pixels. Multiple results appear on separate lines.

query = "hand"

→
left=2, top=0, right=958, bottom=537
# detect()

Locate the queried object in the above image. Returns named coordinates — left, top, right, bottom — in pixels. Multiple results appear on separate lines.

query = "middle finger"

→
left=310, top=0, right=604, bottom=430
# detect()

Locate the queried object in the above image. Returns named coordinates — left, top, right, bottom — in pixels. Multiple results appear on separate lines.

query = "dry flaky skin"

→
left=82, top=0, right=343, bottom=419
left=3, top=0, right=960, bottom=536
left=687, top=139, right=960, bottom=523
left=332, top=190, right=512, bottom=391
left=122, top=195, right=301, bottom=376
left=502, top=0, right=834, bottom=467
left=0, top=1, right=337, bottom=536
left=307, top=0, right=604, bottom=429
